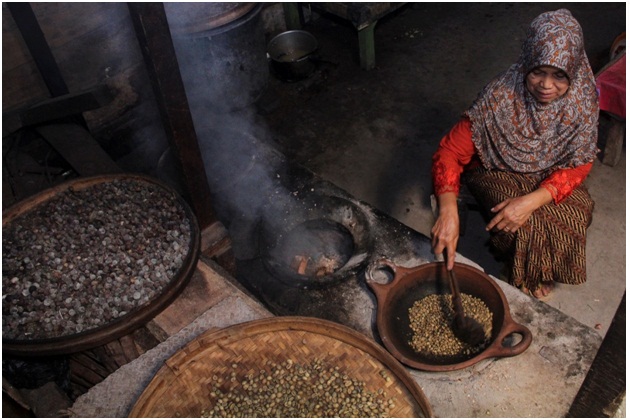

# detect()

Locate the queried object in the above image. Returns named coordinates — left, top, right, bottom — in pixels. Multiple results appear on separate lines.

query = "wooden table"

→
left=284, top=2, right=406, bottom=70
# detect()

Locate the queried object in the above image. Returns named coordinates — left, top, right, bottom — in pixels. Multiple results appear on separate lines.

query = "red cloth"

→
left=432, top=119, right=593, bottom=204
left=596, top=53, right=626, bottom=119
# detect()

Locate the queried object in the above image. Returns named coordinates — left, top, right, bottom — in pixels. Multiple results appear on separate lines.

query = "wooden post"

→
left=358, top=21, right=376, bottom=70
left=127, top=3, right=216, bottom=229
left=283, top=3, right=302, bottom=30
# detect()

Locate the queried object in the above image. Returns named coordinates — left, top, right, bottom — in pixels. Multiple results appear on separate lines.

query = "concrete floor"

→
left=260, top=2, right=626, bottom=339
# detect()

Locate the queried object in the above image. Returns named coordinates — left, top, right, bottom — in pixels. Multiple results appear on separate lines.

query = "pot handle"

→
left=485, top=318, right=533, bottom=358
left=364, top=259, right=414, bottom=301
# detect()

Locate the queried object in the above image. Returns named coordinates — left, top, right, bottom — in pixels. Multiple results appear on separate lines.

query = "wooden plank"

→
left=143, top=321, right=170, bottom=344
left=70, top=352, right=111, bottom=379
left=118, top=334, right=141, bottom=362
left=20, top=86, right=113, bottom=126
left=35, top=123, right=122, bottom=176
left=6, top=3, right=68, bottom=97
left=69, top=374, right=94, bottom=395
left=127, top=3, right=216, bottom=230
left=91, top=346, right=121, bottom=375
left=567, top=294, right=626, bottom=417
left=31, top=3, right=126, bottom=50
left=68, top=358, right=107, bottom=387
left=212, top=249, right=238, bottom=278
left=202, top=236, right=232, bottom=259
left=199, top=220, right=233, bottom=271
left=150, top=262, right=234, bottom=336
left=131, top=326, right=162, bottom=354
left=200, top=221, right=230, bottom=254
left=4, top=86, right=113, bottom=135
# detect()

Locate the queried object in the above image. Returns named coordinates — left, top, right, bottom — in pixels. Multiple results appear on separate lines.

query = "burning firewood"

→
left=292, top=254, right=342, bottom=277
left=291, top=255, right=310, bottom=275
left=315, top=256, right=338, bottom=277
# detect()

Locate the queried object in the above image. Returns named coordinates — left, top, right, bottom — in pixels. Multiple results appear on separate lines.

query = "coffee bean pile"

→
left=2, top=178, right=192, bottom=340
left=199, top=359, right=396, bottom=418
left=408, top=293, right=493, bottom=360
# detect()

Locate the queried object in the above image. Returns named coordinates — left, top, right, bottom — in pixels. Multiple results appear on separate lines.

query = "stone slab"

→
left=413, top=275, right=602, bottom=418
left=69, top=257, right=602, bottom=418
left=69, top=260, right=273, bottom=418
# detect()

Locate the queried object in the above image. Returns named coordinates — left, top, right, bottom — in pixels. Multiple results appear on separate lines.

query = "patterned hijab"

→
left=464, top=9, right=599, bottom=174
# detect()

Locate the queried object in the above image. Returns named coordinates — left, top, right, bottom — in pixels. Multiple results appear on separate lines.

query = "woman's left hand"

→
left=486, top=188, right=553, bottom=233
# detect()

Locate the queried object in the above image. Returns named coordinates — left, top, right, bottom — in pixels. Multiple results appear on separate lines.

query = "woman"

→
left=431, top=9, right=599, bottom=299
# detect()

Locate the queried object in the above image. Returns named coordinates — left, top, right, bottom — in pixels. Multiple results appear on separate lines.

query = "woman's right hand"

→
left=431, top=192, right=460, bottom=270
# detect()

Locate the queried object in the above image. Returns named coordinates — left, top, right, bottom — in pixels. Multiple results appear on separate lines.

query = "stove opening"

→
left=269, top=219, right=355, bottom=279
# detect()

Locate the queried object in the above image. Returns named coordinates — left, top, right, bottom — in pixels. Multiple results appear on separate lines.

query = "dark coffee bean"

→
left=2, top=179, right=192, bottom=340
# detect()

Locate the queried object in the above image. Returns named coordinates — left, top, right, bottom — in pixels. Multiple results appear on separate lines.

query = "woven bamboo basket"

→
left=129, top=317, right=433, bottom=417
left=2, top=173, right=200, bottom=356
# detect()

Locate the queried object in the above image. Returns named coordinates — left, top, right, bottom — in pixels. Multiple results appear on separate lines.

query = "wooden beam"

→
left=21, top=86, right=113, bottom=127
left=6, top=2, right=69, bottom=97
left=567, top=293, right=626, bottom=417
left=35, top=124, right=122, bottom=177
left=127, top=2, right=216, bottom=230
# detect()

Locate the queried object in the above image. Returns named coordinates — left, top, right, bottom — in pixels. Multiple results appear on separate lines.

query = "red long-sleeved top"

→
left=432, top=119, right=593, bottom=204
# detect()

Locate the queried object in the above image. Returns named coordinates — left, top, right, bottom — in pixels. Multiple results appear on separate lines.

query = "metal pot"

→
left=366, top=260, right=532, bottom=371
left=267, top=30, right=318, bottom=81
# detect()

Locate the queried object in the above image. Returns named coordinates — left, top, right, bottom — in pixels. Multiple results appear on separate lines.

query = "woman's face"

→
left=526, top=66, right=570, bottom=103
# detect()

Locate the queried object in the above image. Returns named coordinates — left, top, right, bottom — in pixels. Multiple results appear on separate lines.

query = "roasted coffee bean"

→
left=2, top=179, right=191, bottom=340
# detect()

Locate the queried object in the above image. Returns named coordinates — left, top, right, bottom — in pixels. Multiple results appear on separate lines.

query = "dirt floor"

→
left=257, top=2, right=626, bottom=339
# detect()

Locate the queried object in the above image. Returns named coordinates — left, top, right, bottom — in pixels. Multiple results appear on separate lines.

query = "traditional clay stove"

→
left=259, top=194, right=373, bottom=289
left=223, top=160, right=435, bottom=338
left=194, top=121, right=434, bottom=338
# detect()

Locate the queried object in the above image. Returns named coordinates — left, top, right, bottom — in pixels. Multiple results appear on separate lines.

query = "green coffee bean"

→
left=408, top=293, right=493, bottom=360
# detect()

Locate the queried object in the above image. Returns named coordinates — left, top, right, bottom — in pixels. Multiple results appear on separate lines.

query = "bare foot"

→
left=531, top=287, right=546, bottom=299
left=540, top=281, right=554, bottom=297
left=520, top=282, right=554, bottom=300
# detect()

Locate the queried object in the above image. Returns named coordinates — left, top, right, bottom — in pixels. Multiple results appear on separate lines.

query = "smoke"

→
left=163, top=3, right=309, bottom=260
left=192, top=107, right=308, bottom=260
left=194, top=110, right=289, bottom=217
left=164, top=3, right=269, bottom=114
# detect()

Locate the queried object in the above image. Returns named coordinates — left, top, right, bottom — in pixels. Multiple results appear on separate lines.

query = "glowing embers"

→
left=260, top=196, right=373, bottom=289
left=273, top=219, right=354, bottom=279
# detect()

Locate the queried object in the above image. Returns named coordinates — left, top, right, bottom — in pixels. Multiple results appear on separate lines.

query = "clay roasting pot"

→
left=366, top=260, right=532, bottom=371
